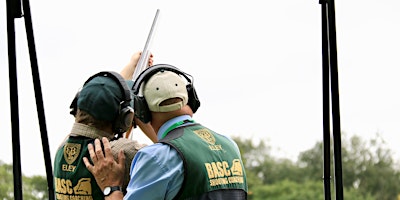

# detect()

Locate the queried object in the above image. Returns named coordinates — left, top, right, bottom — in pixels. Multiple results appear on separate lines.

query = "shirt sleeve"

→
left=124, top=143, right=184, bottom=200
left=110, top=138, right=147, bottom=190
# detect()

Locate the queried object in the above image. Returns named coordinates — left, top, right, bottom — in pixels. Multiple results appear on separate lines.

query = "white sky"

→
left=1, top=0, right=399, bottom=177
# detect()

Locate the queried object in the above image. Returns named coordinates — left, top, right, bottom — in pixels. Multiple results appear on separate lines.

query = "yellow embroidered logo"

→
left=194, top=128, right=216, bottom=145
left=74, top=178, right=92, bottom=195
left=204, top=159, right=245, bottom=187
left=194, top=128, right=224, bottom=151
left=231, top=159, right=243, bottom=176
left=55, top=177, right=93, bottom=199
left=64, top=143, right=81, bottom=165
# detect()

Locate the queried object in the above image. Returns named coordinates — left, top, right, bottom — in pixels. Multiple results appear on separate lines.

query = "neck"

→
left=151, top=112, right=178, bottom=134
left=151, top=107, right=192, bottom=136
left=97, top=125, right=114, bottom=135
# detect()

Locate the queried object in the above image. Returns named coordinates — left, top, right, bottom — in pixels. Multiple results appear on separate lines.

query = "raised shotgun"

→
left=126, top=9, right=160, bottom=140
left=132, top=9, right=160, bottom=82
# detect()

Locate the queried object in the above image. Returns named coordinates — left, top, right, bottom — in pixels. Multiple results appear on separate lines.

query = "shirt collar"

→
left=70, top=123, right=113, bottom=139
left=158, top=115, right=192, bottom=140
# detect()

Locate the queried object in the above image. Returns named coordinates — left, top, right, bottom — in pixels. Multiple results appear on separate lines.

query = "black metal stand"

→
left=320, top=0, right=344, bottom=199
left=6, top=0, right=55, bottom=199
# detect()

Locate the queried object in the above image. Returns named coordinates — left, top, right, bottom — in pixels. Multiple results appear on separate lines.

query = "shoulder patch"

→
left=194, top=128, right=216, bottom=145
left=64, top=143, right=81, bottom=164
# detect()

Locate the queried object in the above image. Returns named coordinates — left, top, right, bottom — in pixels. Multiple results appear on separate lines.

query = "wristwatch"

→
left=103, top=186, right=122, bottom=196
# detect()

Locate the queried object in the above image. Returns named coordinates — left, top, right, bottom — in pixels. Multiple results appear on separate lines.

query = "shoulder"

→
left=137, top=142, right=178, bottom=158
left=125, top=144, right=184, bottom=200
left=207, top=129, right=241, bottom=152
left=220, top=134, right=238, bottom=144
left=110, top=137, right=147, bottom=148
left=197, top=125, right=239, bottom=147
left=110, top=138, right=147, bottom=159
left=134, top=143, right=183, bottom=171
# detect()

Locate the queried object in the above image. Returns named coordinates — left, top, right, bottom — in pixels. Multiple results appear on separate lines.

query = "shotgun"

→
left=126, top=9, right=160, bottom=140
left=132, top=9, right=160, bottom=81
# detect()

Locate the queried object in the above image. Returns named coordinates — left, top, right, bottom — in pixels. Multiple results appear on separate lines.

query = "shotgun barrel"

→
left=126, top=9, right=160, bottom=140
left=132, top=9, right=160, bottom=81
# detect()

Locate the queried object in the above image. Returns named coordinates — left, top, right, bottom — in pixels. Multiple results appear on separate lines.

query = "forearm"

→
left=120, top=52, right=141, bottom=80
left=135, top=118, right=157, bottom=143
left=120, top=62, right=136, bottom=80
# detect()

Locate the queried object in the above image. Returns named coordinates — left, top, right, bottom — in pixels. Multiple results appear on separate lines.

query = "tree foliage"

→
left=233, top=133, right=400, bottom=200
left=0, top=161, right=49, bottom=200
left=1, top=133, right=399, bottom=199
left=0, top=161, right=14, bottom=200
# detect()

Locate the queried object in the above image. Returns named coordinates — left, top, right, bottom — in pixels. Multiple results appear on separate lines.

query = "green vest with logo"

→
left=159, top=123, right=248, bottom=200
left=53, top=136, right=102, bottom=200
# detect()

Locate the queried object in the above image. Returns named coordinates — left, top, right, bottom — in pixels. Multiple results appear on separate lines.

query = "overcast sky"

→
left=1, top=0, right=399, bottom=177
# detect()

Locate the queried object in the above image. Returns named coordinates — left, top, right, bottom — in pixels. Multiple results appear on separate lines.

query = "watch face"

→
left=103, top=187, right=111, bottom=195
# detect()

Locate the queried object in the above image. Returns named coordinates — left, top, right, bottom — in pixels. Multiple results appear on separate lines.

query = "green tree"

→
left=254, top=179, right=325, bottom=200
left=297, top=141, right=324, bottom=182
left=250, top=179, right=374, bottom=200
left=297, top=133, right=400, bottom=200
left=235, top=133, right=400, bottom=199
left=233, top=137, right=302, bottom=184
left=233, top=137, right=266, bottom=197
left=0, top=161, right=14, bottom=200
left=338, top=133, right=400, bottom=200
left=0, top=161, right=49, bottom=200
left=23, top=175, right=49, bottom=199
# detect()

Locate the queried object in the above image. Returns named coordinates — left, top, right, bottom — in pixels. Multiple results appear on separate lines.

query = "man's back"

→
left=159, top=122, right=247, bottom=199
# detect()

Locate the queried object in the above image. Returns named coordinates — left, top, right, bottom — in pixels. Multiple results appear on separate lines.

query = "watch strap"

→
left=104, top=186, right=122, bottom=196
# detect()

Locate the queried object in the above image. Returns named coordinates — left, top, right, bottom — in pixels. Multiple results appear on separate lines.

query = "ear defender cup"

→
left=133, top=95, right=151, bottom=124
left=186, top=84, right=200, bottom=113
left=69, top=92, right=80, bottom=116
left=69, top=71, right=134, bottom=136
left=114, top=105, right=134, bottom=135
left=131, top=64, right=201, bottom=123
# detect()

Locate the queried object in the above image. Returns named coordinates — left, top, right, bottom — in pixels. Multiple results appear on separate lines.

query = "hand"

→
left=147, top=52, right=154, bottom=67
left=83, top=137, right=125, bottom=191
left=120, top=51, right=154, bottom=80
left=133, top=51, right=154, bottom=67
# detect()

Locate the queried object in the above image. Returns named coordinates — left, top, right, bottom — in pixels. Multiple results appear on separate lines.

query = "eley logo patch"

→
left=194, top=128, right=216, bottom=145
left=194, top=128, right=224, bottom=151
left=64, top=143, right=81, bottom=164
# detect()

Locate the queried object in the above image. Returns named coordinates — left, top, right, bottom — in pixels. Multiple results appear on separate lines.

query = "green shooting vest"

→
left=159, top=123, right=248, bottom=200
left=53, top=136, right=102, bottom=200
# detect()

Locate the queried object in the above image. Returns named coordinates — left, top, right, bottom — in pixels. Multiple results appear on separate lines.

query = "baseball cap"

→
left=143, top=70, right=188, bottom=112
left=77, top=76, right=131, bottom=121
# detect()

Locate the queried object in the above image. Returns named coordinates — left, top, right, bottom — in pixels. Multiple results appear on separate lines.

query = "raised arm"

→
left=120, top=51, right=153, bottom=80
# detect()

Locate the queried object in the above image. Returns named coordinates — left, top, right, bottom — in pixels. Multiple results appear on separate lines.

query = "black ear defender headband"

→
left=131, top=64, right=201, bottom=123
left=69, top=71, right=134, bottom=137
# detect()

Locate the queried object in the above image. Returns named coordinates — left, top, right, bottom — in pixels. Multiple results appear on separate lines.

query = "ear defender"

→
left=131, top=64, right=201, bottom=123
left=69, top=71, right=134, bottom=137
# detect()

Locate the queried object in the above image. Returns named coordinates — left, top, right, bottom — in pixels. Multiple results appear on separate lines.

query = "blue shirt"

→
left=124, top=115, right=192, bottom=200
